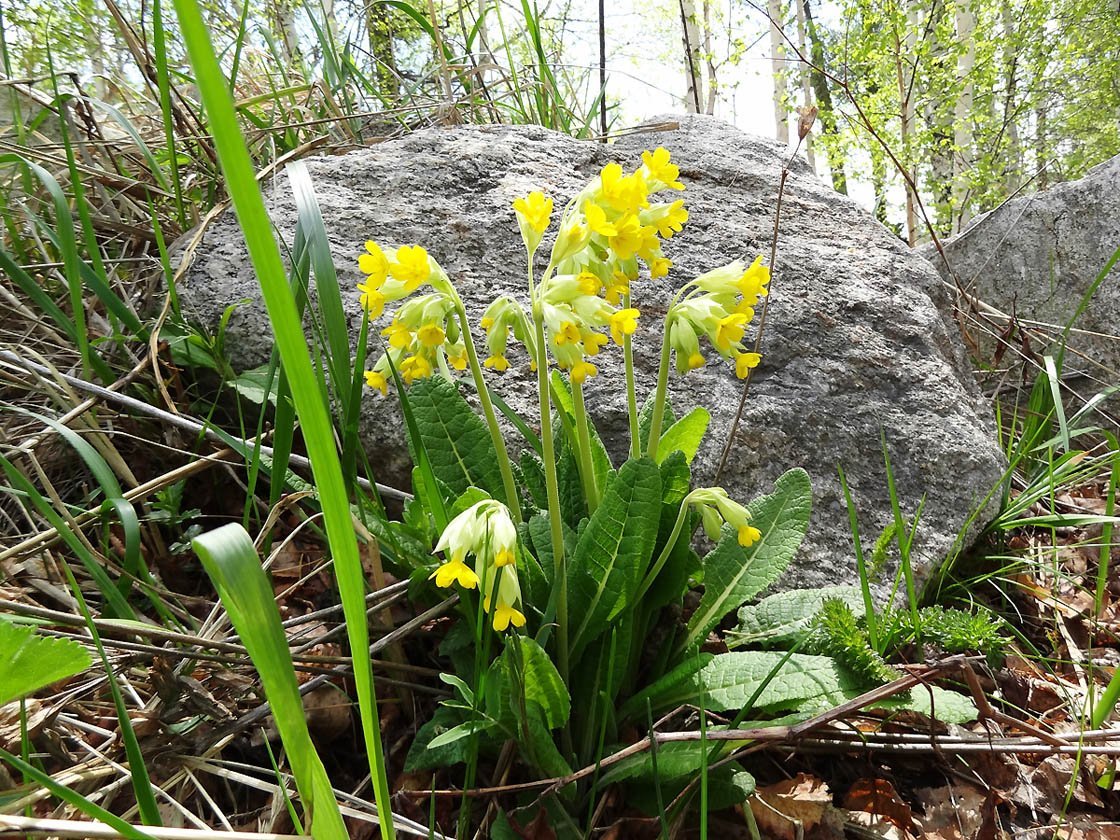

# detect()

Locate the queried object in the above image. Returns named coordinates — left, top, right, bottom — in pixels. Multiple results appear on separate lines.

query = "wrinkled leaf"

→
left=683, top=468, right=812, bottom=649
left=655, top=406, right=710, bottom=464
left=732, top=586, right=866, bottom=647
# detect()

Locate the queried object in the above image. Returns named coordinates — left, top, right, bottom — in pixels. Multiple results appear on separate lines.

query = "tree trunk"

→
left=1001, top=0, right=1021, bottom=195
left=795, top=0, right=815, bottom=170
left=952, top=0, right=976, bottom=232
left=679, top=0, right=704, bottom=113
left=768, top=0, right=789, bottom=143
left=892, top=3, right=919, bottom=245
left=803, top=0, right=846, bottom=193
left=703, top=0, right=718, bottom=114
left=366, top=2, right=400, bottom=99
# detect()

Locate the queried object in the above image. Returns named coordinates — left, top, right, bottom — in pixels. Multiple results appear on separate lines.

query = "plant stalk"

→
left=571, top=379, right=600, bottom=512
left=530, top=280, right=570, bottom=684
left=454, top=300, right=522, bottom=522
left=623, top=291, right=640, bottom=460
left=645, top=316, right=674, bottom=459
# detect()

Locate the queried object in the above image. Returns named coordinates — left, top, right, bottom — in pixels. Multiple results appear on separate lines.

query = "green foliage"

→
left=683, top=469, right=813, bottom=650
left=806, top=599, right=897, bottom=686
left=887, top=605, right=1010, bottom=665
left=192, top=524, right=348, bottom=839
left=733, top=585, right=866, bottom=648
left=407, top=376, right=504, bottom=501
left=0, top=619, right=91, bottom=707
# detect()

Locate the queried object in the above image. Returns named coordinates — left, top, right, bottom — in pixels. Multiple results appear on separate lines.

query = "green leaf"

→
left=192, top=524, right=348, bottom=839
left=0, top=619, right=91, bottom=707
left=620, top=654, right=714, bottom=721
left=408, top=376, right=503, bottom=502
left=655, top=406, right=710, bottom=465
left=506, top=636, right=570, bottom=729
left=567, top=458, right=662, bottom=659
left=660, top=651, right=976, bottom=724
left=732, top=586, right=867, bottom=647
left=683, top=468, right=813, bottom=650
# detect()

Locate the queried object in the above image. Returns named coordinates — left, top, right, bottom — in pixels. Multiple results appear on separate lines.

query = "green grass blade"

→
left=169, top=4, right=396, bottom=832
left=1043, top=355, right=1070, bottom=453
left=192, top=524, right=347, bottom=839
left=0, top=748, right=155, bottom=840
left=54, top=560, right=163, bottom=827
left=0, top=453, right=135, bottom=620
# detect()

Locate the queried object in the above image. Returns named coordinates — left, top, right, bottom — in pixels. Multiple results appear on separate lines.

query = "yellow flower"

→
left=737, top=525, right=762, bottom=548
left=714, top=313, right=748, bottom=352
left=735, top=352, right=761, bottom=379
left=492, top=603, right=526, bottom=632
left=570, top=360, right=598, bottom=384
left=364, top=370, right=388, bottom=395
left=653, top=200, right=689, bottom=238
left=600, top=163, right=649, bottom=214
left=430, top=556, right=480, bottom=589
left=605, top=273, right=630, bottom=306
left=400, top=354, right=432, bottom=384
left=737, top=256, right=771, bottom=300
left=582, top=330, right=609, bottom=356
left=389, top=245, right=432, bottom=291
left=553, top=219, right=590, bottom=262
left=584, top=202, right=618, bottom=237
left=608, top=214, right=645, bottom=260
left=494, top=547, right=516, bottom=567
left=609, top=308, right=640, bottom=345
left=417, top=322, right=446, bottom=347
left=358, top=284, right=386, bottom=319
left=358, top=240, right=389, bottom=285
left=381, top=321, right=412, bottom=349
left=513, top=191, right=554, bottom=233
left=480, top=316, right=495, bottom=332
left=484, top=354, right=510, bottom=372
left=734, top=301, right=756, bottom=319
left=686, top=351, right=706, bottom=370
left=555, top=321, right=582, bottom=346
left=577, top=271, right=603, bottom=296
left=650, top=257, right=672, bottom=279
left=447, top=346, right=469, bottom=371
left=641, top=147, right=684, bottom=190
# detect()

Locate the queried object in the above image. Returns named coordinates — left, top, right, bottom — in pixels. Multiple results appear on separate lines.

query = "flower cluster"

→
left=356, top=242, right=466, bottom=394
left=688, top=487, right=762, bottom=548
left=486, top=148, right=690, bottom=379
left=666, top=256, right=770, bottom=378
left=429, top=500, right=526, bottom=631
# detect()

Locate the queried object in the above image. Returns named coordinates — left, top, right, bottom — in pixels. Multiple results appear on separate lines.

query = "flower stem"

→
left=634, top=494, right=693, bottom=602
left=530, top=285, right=570, bottom=684
left=645, top=315, right=673, bottom=460
left=454, top=302, right=522, bottom=524
left=571, top=379, right=600, bottom=513
left=623, top=292, right=640, bottom=461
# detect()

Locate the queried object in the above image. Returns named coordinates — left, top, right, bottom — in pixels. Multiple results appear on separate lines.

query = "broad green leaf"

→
left=601, top=740, right=756, bottom=801
left=228, top=364, right=280, bottom=405
left=683, top=468, right=813, bottom=650
left=405, top=707, right=470, bottom=775
left=620, top=653, right=714, bottom=721
left=732, top=586, right=866, bottom=647
left=0, top=620, right=91, bottom=707
left=408, top=377, right=503, bottom=502
left=193, top=525, right=348, bottom=838
left=660, top=651, right=976, bottom=724
left=519, top=704, right=574, bottom=782
left=505, top=636, right=570, bottom=729
left=568, top=458, right=662, bottom=658
left=426, top=717, right=495, bottom=751
left=655, top=406, right=710, bottom=464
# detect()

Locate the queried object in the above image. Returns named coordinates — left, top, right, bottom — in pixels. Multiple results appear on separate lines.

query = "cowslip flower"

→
left=513, top=191, right=553, bottom=252
left=641, top=147, right=685, bottom=191
left=359, top=240, right=389, bottom=285
left=609, top=308, right=640, bottom=345
left=389, top=245, right=433, bottom=291
left=689, top=487, right=761, bottom=548
left=431, top=500, right=526, bottom=631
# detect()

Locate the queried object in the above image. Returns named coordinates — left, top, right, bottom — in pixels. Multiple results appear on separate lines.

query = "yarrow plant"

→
left=350, top=148, right=975, bottom=827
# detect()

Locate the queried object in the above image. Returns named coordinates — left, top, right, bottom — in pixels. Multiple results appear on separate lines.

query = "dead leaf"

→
left=750, top=774, right=841, bottom=840
left=844, top=777, right=916, bottom=836
left=303, top=684, right=351, bottom=742
left=915, top=783, right=986, bottom=839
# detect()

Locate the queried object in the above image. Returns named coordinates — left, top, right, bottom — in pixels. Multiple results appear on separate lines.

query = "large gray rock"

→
left=922, top=155, right=1120, bottom=383
left=177, top=115, right=1006, bottom=595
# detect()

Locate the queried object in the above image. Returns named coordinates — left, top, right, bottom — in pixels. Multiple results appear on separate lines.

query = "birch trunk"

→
left=680, top=0, right=704, bottom=113
left=952, top=0, right=976, bottom=232
left=768, top=0, right=789, bottom=143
